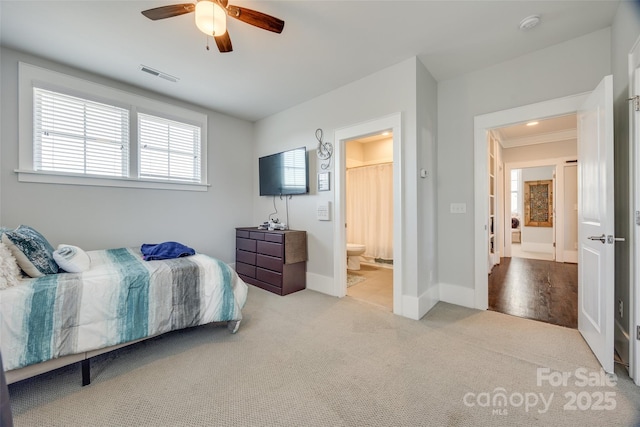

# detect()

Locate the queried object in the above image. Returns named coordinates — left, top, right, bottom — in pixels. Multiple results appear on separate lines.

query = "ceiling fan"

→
left=141, top=0, right=285, bottom=53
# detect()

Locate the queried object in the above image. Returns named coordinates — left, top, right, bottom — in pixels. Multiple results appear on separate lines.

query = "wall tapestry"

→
left=524, top=180, right=553, bottom=227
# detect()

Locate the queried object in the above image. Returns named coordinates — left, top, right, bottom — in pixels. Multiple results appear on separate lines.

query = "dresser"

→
left=235, top=227, right=307, bottom=296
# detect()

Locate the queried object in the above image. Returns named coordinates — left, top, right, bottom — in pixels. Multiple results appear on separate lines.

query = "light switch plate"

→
left=317, top=201, right=331, bottom=221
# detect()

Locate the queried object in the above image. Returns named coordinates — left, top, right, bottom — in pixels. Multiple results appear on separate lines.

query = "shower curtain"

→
left=346, top=163, right=393, bottom=260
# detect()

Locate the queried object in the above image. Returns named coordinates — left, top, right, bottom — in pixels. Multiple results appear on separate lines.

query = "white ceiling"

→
left=495, top=113, right=577, bottom=148
left=0, top=1, right=622, bottom=122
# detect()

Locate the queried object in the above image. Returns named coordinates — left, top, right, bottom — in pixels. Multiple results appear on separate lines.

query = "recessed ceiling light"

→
left=382, top=131, right=390, bottom=136
left=519, top=15, right=541, bottom=31
left=526, top=121, right=539, bottom=126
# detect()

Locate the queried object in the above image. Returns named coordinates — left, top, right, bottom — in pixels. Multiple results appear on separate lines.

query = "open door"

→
left=578, top=75, right=615, bottom=373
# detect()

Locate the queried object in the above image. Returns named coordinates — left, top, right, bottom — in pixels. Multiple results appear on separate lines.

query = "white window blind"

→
left=34, top=88, right=129, bottom=177
left=138, top=113, right=202, bottom=183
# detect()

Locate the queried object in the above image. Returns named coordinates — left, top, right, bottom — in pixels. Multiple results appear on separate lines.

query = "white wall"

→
left=253, top=57, right=439, bottom=318
left=564, top=165, right=578, bottom=257
left=502, top=140, right=577, bottom=163
left=437, top=28, right=611, bottom=303
left=0, top=48, right=254, bottom=264
left=346, top=138, right=392, bottom=168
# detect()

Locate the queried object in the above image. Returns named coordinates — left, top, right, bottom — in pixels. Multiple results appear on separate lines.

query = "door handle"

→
left=607, top=235, right=625, bottom=244
left=587, top=234, right=626, bottom=244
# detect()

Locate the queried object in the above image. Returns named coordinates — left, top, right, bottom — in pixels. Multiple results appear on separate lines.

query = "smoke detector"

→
left=519, top=15, right=541, bottom=31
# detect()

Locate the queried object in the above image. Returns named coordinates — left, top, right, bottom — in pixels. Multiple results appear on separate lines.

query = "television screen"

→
left=259, top=147, right=309, bottom=196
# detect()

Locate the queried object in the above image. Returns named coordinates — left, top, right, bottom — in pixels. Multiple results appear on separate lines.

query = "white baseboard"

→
left=306, top=272, right=336, bottom=296
left=521, top=242, right=554, bottom=254
left=563, top=250, right=578, bottom=263
left=439, top=282, right=475, bottom=309
left=401, top=285, right=439, bottom=320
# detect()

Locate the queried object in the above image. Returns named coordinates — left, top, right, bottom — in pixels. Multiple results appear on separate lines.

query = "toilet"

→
left=346, top=243, right=366, bottom=270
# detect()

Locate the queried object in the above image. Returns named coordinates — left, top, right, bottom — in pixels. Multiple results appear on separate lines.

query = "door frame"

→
left=629, top=35, right=640, bottom=386
left=333, top=113, right=403, bottom=315
left=503, top=159, right=576, bottom=262
left=474, top=93, right=588, bottom=310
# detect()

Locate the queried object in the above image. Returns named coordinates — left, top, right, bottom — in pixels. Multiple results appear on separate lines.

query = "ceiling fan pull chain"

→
left=206, top=35, right=210, bottom=51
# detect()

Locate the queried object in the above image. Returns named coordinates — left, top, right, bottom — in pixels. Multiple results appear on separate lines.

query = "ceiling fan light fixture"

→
left=195, top=1, right=227, bottom=36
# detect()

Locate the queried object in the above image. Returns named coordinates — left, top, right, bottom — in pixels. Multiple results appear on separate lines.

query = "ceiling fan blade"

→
left=227, top=6, right=284, bottom=34
left=215, top=32, right=233, bottom=53
left=141, top=3, right=195, bottom=20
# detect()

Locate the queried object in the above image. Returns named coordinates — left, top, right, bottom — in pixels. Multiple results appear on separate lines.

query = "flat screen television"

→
left=259, top=147, right=309, bottom=196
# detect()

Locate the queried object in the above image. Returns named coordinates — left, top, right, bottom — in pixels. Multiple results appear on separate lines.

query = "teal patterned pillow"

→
left=1, top=225, right=59, bottom=277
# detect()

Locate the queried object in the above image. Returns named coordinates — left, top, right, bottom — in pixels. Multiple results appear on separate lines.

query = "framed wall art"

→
left=318, top=171, right=330, bottom=192
left=524, top=180, right=553, bottom=227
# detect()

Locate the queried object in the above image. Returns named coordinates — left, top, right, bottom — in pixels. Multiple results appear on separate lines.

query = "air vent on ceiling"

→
left=140, top=65, right=179, bottom=83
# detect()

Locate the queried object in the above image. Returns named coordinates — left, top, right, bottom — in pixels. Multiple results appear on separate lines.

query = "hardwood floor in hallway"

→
left=488, top=257, right=578, bottom=328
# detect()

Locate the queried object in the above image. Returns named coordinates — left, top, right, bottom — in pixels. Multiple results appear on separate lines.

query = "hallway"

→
left=488, top=257, right=578, bottom=328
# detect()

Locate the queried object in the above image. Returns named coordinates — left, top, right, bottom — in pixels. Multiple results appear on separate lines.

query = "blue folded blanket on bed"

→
left=141, top=242, right=196, bottom=260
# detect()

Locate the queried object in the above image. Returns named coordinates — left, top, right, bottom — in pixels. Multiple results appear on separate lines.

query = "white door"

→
left=578, top=75, right=615, bottom=374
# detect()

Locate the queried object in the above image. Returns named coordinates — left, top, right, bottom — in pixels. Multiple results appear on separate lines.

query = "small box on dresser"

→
left=235, top=227, right=307, bottom=296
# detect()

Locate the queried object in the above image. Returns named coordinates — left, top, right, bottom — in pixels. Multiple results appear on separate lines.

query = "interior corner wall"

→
left=416, top=59, right=439, bottom=309
left=253, top=57, right=438, bottom=311
left=611, top=1, right=640, bottom=367
left=0, top=47, right=254, bottom=263
left=437, top=28, right=612, bottom=304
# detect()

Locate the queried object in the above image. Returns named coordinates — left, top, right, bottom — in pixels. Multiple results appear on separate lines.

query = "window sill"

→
left=16, top=170, right=209, bottom=192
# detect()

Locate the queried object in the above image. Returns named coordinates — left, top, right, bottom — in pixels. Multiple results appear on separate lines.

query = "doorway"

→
left=487, top=116, right=579, bottom=328
left=474, top=93, right=588, bottom=309
left=344, top=133, right=394, bottom=311
left=475, top=78, right=616, bottom=374
left=333, top=113, right=402, bottom=316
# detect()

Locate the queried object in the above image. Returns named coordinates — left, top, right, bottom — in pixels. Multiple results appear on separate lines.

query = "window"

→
left=34, top=88, right=129, bottom=177
left=511, top=169, right=521, bottom=215
left=18, top=62, right=208, bottom=191
left=281, top=148, right=306, bottom=192
left=138, top=114, right=201, bottom=183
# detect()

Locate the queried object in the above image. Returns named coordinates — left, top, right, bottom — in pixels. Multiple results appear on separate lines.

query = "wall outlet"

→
left=450, top=203, right=467, bottom=214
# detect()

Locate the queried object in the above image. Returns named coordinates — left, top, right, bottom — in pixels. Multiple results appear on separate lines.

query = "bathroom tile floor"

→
left=347, top=264, right=393, bottom=311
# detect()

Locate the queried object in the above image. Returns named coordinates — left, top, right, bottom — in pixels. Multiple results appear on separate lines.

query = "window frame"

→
left=18, top=62, right=208, bottom=191
left=510, top=168, right=521, bottom=216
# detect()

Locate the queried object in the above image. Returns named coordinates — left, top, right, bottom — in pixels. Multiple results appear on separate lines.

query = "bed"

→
left=0, top=244, right=248, bottom=386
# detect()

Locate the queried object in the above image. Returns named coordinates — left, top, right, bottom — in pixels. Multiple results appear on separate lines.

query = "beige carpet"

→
left=7, top=287, right=640, bottom=426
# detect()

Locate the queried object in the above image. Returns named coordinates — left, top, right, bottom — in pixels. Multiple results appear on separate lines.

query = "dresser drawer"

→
left=236, top=249, right=256, bottom=266
left=256, top=254, right=283, bottom=272
left=265, top=233, right=284, bottom=243
left=256, top=267, right=283, bottom=286
left=235, top=262, right=256, bottom=278
left=257, top=241, right=284, bottom=258
left=236, top=229, right=250, bottom=239
left=236, top=237, right=256, bottom=252
left=249, top=231, right=265, bottom=240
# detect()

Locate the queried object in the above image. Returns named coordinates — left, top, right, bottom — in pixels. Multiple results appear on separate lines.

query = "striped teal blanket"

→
left=0, top=248, right=248, bottom=372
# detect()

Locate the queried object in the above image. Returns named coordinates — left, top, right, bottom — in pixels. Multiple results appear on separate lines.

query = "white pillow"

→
left=0, top=241, right=22, bottom=289
left=53, top=244, right=91, bottom=273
